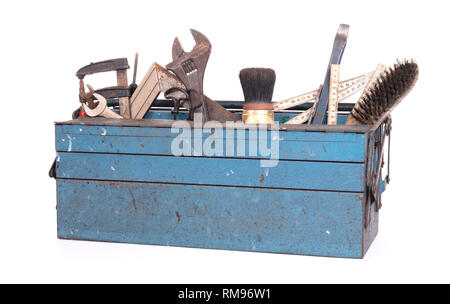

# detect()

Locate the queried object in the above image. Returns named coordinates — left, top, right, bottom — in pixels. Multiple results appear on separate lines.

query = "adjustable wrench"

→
left=79, top=80, right=95, bottom=108
left=82, top=93, right=123, bottom=119
left=166, top=29, right=212, bottom=122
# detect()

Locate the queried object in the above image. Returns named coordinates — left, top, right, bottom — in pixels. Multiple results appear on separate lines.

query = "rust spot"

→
left=176, top=211, right=181, bottom=223
left=260, top=174, right=265, bottom=183
left=140, top=144, right=144, bottom=148
left=354, top=194, right=365, bottom=204
left=128, top=189, right=137, bottom=211
left=226, top=210, right=232, bottom=216
left=126, top=184, right=130, bottom=188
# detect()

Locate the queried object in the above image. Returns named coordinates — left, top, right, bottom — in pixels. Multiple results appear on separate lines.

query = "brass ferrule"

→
left=242, top=109, right=275, bottom=124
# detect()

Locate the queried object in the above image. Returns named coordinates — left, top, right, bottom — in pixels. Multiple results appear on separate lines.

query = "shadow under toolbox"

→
left=52, top=101, right=391, bottom=259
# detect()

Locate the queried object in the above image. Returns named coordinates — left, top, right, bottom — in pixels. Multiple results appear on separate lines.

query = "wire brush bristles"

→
left=347, top=59, right=419, bottom=125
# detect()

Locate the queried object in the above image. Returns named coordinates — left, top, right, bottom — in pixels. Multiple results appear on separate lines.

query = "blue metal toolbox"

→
left=52, top=101, right=390, bottom=258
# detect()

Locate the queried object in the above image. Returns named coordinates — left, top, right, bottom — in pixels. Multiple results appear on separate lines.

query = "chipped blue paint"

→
left=57, top=180, right=365, bottom=258
left=53, top=110, right=385, bottom=258
left=55, top=125, right=366, bottom=162
left=56, top=152, right=365, bottom=192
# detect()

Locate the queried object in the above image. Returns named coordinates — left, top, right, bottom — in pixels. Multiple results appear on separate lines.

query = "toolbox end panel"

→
left=363, top=200, right=379, bottom=256
left=57, top=180, right=364, bottom=258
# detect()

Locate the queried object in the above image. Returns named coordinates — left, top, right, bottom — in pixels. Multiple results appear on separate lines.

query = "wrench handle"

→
left=188, top=90, right=209, bottom=122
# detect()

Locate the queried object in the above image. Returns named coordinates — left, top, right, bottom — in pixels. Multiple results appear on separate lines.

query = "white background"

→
left=1, top=0, right=449, bottom=283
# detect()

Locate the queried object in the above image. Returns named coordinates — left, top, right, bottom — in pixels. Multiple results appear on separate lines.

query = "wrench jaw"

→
left=166, top=29, right=212, bottom=123
left=79, top=81, right=96, bottom=108
left=170, top=29, right=212, bottom=62
left=82, top=93, right=123, bottom=119
left=171, top=37, right=186, bottom=61
left=190, top=29, right=211, bottom=50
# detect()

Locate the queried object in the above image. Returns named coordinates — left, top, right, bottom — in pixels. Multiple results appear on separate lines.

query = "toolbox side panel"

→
left=55, top=125, right=366, bottom=162
left=56, top=152, right=366, bottom=192
left=57, top=180, right=364, bottom=258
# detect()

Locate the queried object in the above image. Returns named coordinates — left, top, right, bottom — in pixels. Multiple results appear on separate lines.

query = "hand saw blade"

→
left=274, top=71, right=372, bottom=111
left=311, top=24, right=350, bottom=124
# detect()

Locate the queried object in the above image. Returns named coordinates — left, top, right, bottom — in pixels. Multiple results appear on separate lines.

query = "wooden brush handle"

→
left=345, top=64, right=387, bottom=125
left=345, top=114, right=360, bottom=125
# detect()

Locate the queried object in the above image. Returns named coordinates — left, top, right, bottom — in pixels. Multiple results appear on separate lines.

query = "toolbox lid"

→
left=56, top=118, right=372, bottom=134
left=57, top=99, right=375, bottom=134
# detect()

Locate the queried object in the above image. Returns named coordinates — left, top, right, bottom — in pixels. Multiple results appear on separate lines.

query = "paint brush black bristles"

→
left=348, top=59, right=419, bottom=125
left=239, top=68, right=276, bottom=103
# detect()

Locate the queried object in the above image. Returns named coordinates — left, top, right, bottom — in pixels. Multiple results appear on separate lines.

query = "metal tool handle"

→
left=311, top=24, right=349, bottom=124
left=373, top=117, right=392, bottom=210
left=164, top=87, right=190, bottom=120
left=364, top=117, right=391, bottom=227
left=369, top=117, right=392, bottom=209
left=187, top=90, right=209, bottom=121
left=133, top=53, right=139, bottom=84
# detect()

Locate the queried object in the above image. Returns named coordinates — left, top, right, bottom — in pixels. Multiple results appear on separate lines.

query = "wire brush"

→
left=346, top=59, right=419, bottom=125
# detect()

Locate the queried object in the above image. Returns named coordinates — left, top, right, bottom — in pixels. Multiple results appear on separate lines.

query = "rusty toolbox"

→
left=51, top=100, right=390, bottom=259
